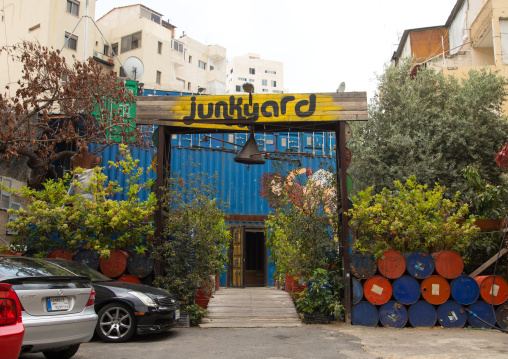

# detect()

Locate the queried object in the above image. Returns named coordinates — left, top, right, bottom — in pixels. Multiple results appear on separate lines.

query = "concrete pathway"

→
left=199, top=287, right=302, bottom=328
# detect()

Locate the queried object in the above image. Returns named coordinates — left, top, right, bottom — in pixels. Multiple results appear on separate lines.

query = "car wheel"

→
left=43, top=344, right=80, bottom=359
left=96, top=302, right=136, bottom=343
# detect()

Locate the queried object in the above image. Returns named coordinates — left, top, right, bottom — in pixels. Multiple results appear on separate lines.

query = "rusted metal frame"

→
left=336, top=121, right=351, bottom=324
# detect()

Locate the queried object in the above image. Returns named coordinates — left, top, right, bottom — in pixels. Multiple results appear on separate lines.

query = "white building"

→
left=226, top=54, right=285, bottom=94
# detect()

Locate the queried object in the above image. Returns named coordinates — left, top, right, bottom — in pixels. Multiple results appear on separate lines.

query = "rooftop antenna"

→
left=337, top=82, right=346, bottom=93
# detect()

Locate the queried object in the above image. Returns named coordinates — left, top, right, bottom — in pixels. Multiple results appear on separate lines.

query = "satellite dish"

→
left=337, top=82, right=346, bottom=93
left=123, top=56, right=144, bottom=81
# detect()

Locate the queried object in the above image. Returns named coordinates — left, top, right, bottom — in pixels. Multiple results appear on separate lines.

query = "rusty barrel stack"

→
left=350, top=250, right=508, bottom=329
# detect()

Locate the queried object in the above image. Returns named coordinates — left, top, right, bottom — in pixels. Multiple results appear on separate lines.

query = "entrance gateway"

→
left=135, top=91, right=368, bottom=322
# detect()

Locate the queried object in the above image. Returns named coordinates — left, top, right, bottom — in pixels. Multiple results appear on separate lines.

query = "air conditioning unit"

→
left=93, top=51, right=100, bottom=57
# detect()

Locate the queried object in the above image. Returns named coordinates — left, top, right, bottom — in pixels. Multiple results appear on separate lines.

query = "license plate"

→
left=175, top=309, right=180, bottom=320
left=47, top=297, right=70, bottom=311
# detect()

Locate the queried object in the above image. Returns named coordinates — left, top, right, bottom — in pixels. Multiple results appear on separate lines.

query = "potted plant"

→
left=295, top=268, right=344, bottom=324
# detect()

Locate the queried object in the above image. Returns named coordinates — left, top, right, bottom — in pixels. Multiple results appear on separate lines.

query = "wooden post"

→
left=336, top=122, right=351, bottom=324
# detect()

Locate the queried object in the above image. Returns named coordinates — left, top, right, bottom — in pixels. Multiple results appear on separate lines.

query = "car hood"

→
left=93, top=280, right=174, bottom=299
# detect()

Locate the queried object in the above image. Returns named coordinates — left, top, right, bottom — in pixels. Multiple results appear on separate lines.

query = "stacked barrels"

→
left=351, top=250, right=508, bottom=328
left=45, top=248, right=155, bottom=284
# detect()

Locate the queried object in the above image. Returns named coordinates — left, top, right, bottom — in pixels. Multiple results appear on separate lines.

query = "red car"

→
left=0, top=282, right=25, bottom=359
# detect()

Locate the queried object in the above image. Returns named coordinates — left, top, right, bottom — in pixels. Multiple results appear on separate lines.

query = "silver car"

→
left=0, top=255, right=98, bottom=359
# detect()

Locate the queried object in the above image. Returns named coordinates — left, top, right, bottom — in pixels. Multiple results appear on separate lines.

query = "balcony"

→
left=207, top=44, right=226, bottom=61
left=92, top=51, right=115, bottom=67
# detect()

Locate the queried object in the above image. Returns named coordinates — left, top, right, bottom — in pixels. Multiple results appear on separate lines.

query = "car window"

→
left=0, top=257, right=75, bottom=278
left=46, top=259, right=112, bottom=281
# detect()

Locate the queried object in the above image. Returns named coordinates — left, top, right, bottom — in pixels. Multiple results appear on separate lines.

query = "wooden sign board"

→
left=135, top=92, right=367, bottom=133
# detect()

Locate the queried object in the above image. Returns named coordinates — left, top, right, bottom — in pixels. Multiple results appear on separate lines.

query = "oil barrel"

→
left=352, top=277, right=363, bottom=305
left=432, top=250, right=464, bottom=279
left=392, top=275, right=421, bottom=305
left=117, top=274, right=141, bottom=284
left=379, top=301, right=408, bottom=328
left=47, top=249, right=72, bottom=260
left=364, top=275, right=392, bottom=305
left=350, top=252, right=377, bottom=279
left=126, top=250, right=154, bottom=278
left=405, top=250, right=434, bottom=279
left=377, top=250, right=406, bottom=279
left=408, top=300, right=437, bottom=328
left=496, top=302, right=508, bottom=329
left=450, top=275, right=479, bottom=305
left=73, top=249, right=100, bottom=270
left=100, top=249, right=129, bottom=278
left=351, top=301, right=379, bottom=327
left=437, top=301, right=467, bottom=328
left=467, top=301, right=497, bottom=328
left=421, top=275, right=450, bottom=305
left=474, top=275, right=508, bottom=305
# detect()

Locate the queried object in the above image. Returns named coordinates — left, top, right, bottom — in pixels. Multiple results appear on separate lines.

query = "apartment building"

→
left=226, top=53, right=285, bottom=94
left=95, top=4, right=226, bottom=94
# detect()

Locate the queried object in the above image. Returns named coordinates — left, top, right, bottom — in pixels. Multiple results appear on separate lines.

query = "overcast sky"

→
left=95, top=0, right=459, bottom=100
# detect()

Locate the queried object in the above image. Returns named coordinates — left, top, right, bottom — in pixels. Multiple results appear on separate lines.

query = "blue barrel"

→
left=408, top=301, right=437, bottom=327
left=352, top=278, right=363, bottom=305
left=392, top=275, right=421, bottom=305
left=467, top=301, right=497, bottom=328
left=350, top=252, right=377, bottom=279
left=379, top=301, right=408, bottom=328
left=437, top=301, right=467, bottom=328
left=450, top=276, right=480, bottom=305
left=352, top=301, right=379, bottom=326
left=126, top=250, right=154, bottom=278
left=405, top=250, right=435, bottom=279
left=496, top=302, right=508, bottom=329
left=73, top=249, right=100, bottom=270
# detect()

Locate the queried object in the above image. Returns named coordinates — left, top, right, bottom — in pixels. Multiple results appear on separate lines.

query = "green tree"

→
left=5, top=144, right=156, bottom=257
left=153, top=167, right=230, bottom=306
left=348, top=176, right=479, bottom=258
left=349, top=61, right=508, bottom=199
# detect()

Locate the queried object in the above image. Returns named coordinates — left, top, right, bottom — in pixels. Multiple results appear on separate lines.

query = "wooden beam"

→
left=469, top=248, right=508, bottom=278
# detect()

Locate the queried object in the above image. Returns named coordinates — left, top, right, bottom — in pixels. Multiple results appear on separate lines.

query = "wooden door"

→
left=231, top=226, right=245, bottom=288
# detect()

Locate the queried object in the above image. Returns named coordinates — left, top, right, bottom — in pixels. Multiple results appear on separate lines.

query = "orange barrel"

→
left=284, top=274, right=294, bottom=293
left=431, top=250, right=464, bottom=279
left=377, top=250, right=406, bottom=279
left=126, top=250, right=154, bottom=278
left=100, top=250, right=129, bottom=278
left=350, top=252, right=377, bottom=279
left=475, top=275, right=508, bottom=305
left=47, top=249, right=72, bottom=260
left=364, top=275, right=392, bottom=305
left=117, top=274, right=141, bottom=284
left=421, top=275, right=450, bottom=305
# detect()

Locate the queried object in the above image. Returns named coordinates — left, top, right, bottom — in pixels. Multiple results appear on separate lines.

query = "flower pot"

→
left=303, top=312, right=330, bottom=324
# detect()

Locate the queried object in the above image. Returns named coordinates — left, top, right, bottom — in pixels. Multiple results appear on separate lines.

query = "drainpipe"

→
left=84, top=0, right=89, bottom=61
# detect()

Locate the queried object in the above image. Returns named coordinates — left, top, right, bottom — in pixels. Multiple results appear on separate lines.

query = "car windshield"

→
left=47, top=259, right=113, bottom=282
left=0, top=256, right=76, bottom=279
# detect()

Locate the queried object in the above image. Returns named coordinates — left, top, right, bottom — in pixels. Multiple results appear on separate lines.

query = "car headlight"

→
left=128, top=291, right=157, bottom=307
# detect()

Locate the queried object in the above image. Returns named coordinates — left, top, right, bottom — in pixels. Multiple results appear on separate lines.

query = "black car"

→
left=46, top=258, right=179, bottom=343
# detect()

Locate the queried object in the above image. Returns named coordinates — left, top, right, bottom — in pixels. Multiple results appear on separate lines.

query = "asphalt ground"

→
left=19, top=322, right=508, bottom=359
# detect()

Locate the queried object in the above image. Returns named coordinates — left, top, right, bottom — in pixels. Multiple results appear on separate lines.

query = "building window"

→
left=198, top=60, right=207, bottom=70
left=238, top=77, right=247, bottom=81
left=103, top=45, right=109, bottom=56
left=121, top=31, right=142, bottom=53
left=249, top=68, right=255, bottom=75
left=156, top=71, right=161, bottom=84
left=119, top=67, right=127, bottom=77
left=188, top=82, right=191, bottom=91
left=1, top=177, right=12, bottom=210
left=210, top=65, right=214, bottom=71
left=273, top=90, right=283, bottom=94
left=157, top=41, right=162, bottom=54
left=265, top=70, right=276, bottom=74
left=111, top=43, right=118, bottom=56
left=249, top=79, right=255, bottom=82
left=171, top=39, right=184, bottom=53
left=262, top=89, right=268, bottom=92
left=271, top=80, right=276, bottom=87
left=236, top=85, right=241, bottom=92
left=64, top=32, right=78, bottom=50
left=188, top=55, right=192, bottom=64
left=262, top=79, right=267, bottom=86
left=230, top=68, right=233, bottom=74
left=66, top=0, right=79, bottom=16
